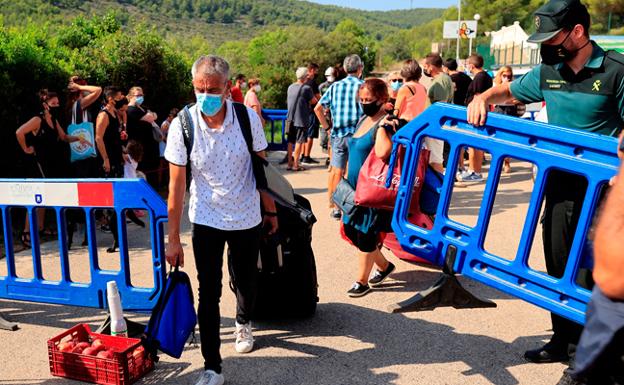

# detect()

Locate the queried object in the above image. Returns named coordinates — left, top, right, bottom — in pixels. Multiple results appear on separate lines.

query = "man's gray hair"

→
left=343, top=54, right=363, bottom=74
left=296, top=67, right=308, bottom=80
left=191, top=55, right=230, bottom=80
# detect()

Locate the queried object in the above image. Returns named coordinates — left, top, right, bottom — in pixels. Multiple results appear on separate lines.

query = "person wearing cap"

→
left=467, top=0, right=624, bottom=367
left=319, top=67, right=337, bottom=160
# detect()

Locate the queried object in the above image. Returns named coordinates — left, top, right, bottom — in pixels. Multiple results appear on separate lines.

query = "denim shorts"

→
left=330, top=135, right=351, bottom=169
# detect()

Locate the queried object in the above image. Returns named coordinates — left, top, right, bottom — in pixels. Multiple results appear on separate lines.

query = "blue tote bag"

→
left=144, top=266, right=197, bottom=359
left=68, top=122, right=97, bottom=162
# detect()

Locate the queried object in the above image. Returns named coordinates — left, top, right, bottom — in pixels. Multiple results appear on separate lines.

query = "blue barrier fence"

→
left=0, top=179, right=168, bottom=323
left=389, top=104, right=618, bottom=324
left=263, top=109, right=288, bottom=151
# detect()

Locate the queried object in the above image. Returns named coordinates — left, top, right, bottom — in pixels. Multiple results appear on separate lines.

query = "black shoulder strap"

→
left=406, top=84, right=416, bottom=96
left=179, top=104, right=194, bottom=190
left=232, top=102, right=268, bottom=190
left=233, top=102, right=253, bottom=153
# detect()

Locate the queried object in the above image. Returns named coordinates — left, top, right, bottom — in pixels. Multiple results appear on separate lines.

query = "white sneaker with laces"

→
left=195, top=369, right=224, bottom=385
left=458, top=171, right=484, bottom=182
left=234, top=322, right=254, bottom=353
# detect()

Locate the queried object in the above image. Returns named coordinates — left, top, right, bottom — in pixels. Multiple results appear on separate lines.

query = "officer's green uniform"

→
left=511, top=42, right=624, bottom=136
left=510, top=41, right=624, bottom=356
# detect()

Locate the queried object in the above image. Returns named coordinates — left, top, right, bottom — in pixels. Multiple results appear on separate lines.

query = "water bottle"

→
left=107, top=281, right=128, bottom=337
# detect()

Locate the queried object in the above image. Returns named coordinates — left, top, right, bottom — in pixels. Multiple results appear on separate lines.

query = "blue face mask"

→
left=196, top=93, right=224, bottom=117
left=390, top=81, right=402, bottom=92
left=135, top=96, right=144, bottom=105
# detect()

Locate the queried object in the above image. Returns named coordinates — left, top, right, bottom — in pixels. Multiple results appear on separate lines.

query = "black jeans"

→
left=542, top=170, right=593, bottom=352
left=192, top=223, right=261, bottom=374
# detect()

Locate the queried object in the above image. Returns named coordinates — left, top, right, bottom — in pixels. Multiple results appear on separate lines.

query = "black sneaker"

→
left=368, top=262, right=396, bottom=287
left=303, top=156, right=319, bottom=164
left=347, top=282, right=371, bottom=297
left=331, top=208, right=342, bottom=220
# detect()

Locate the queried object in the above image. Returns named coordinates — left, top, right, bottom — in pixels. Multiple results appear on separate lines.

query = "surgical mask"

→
left=196, top=92, right=224, bottom=117
left=539, top=31, right=589, bottom=65
left=361, top=101, right=382, bottom=117
left=135, top=96, right=144, bottom=105
left=254, top=85, right=261, bottom=92
left=241, top=82, right=247, bottom=89
left=423, top=69, right=432, bottom=78
left=326, top=76, right=335, bottom=83
left=390, top=81, right=402, bottom=92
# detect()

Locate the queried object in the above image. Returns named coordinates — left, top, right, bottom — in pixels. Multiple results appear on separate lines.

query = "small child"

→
left=107, top=140, right=146, bottom=253
left=122, top=140, right=145, bottom=228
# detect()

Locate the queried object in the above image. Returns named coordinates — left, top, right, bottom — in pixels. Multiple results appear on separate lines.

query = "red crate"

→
left=48, top=323, right=154, bottom=385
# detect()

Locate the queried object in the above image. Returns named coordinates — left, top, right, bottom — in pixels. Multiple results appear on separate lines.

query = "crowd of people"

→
left=9, top=0, right=624, bottom=384
left=14, top=77, right=177, bottom=250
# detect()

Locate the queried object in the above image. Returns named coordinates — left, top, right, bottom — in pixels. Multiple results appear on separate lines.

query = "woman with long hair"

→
left=492, top=66, right=526, bottom=173
left=341, top=78, right=396, bottom=297
left=16, top=89, right=91, bottom=247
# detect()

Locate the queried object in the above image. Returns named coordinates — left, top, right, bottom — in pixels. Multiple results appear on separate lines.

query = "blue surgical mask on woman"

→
left=135, top=96, right=144, bottom=105
left=390, top=81, right=402, bottom=92
left=196, top=93, right=224, bottom=117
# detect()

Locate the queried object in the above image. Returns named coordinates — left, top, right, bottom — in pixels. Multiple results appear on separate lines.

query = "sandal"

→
left=291, top=166, right=306, bottom=172
left=20, top=231, right=31, bottom=248
left=40, top=228, right=58, bottom=238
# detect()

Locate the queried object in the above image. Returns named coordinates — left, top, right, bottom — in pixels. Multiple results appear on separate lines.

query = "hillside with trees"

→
left=1, top=0, right=622, bottom=177
left=0, top=0, right=444, bottom=46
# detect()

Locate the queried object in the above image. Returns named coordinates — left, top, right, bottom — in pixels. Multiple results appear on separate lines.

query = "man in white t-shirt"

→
left=164, top=55, right=277, bottom=385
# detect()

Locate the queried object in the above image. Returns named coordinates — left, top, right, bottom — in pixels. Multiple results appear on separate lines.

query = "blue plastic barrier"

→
left=262, top=109, right=288, bottom=151
left=388, top=104, right=618, bottom=324
left=0, top=179, right=168, bottom=320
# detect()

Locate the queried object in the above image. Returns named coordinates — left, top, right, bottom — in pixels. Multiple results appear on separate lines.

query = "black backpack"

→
left=178, top=103, right=316, bottom=225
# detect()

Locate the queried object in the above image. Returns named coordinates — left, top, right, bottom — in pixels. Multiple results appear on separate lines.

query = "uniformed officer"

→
left=467, top=0, right=624, bottom=367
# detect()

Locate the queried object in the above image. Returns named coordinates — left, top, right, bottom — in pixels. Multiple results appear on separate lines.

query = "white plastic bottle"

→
left=107, top=281, right=128, bottom=337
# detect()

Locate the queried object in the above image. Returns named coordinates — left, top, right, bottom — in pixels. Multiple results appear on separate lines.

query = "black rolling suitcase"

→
left=229, top=193, right=318, bottom=319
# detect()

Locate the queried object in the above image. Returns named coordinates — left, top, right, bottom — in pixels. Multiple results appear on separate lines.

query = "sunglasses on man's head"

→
left=390, top=79, right=403, bottom=83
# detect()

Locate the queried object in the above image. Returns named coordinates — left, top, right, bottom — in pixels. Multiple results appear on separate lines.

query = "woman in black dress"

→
left=15, top=90, right=92, bottom=247
left=126, top=86, right=160, bottom=189
left=95, top=86, right=126, bottom=253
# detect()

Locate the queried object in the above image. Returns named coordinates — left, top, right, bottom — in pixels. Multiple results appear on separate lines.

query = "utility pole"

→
left=456, top=0, right=461, bottom=61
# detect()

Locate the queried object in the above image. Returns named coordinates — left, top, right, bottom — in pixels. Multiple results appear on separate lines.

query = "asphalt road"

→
left=0, top=150, right=567, bottom=385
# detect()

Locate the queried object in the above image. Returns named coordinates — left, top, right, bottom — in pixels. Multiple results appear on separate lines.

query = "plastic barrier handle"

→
left=385, top=142, right=400, bottom=189
left=385, top=138, right=412, bottom=189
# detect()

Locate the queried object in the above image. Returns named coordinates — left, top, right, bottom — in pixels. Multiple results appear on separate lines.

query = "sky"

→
left=307, top=0, right=457, bottom=11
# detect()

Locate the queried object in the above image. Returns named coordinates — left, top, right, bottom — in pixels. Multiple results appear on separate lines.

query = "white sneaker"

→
left=195, top=370, right=224, bottom=385
left=458, top=171, right=484, bottom=182
left=234, top=322, right=254, bottom=353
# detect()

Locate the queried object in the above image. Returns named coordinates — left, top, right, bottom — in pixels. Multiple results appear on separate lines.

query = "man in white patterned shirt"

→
left=164, top=55, right=277, bottom=385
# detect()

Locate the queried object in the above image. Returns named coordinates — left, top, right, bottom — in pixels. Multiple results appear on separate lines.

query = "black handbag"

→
left=332, top=178, right=357, bottom=216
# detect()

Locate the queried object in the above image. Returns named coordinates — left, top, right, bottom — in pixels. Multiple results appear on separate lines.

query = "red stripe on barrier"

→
left=77, top=183, right=114, bottom=207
